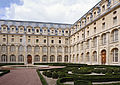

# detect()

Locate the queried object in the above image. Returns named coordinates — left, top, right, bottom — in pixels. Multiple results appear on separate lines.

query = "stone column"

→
left=40, top=46, right=42, bottom=62
left=106, top=32, right=110, bottom=65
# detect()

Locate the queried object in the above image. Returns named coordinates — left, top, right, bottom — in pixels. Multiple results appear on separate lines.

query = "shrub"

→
left=52, top=72, right=59, bottom=79
left=43, top=71, right=52, bottom=78
left=37, top=70, right=48, bottom=85
left=56, top=77, right=73, bottom=85
left=0, top=63, right=24, bottom=66
left=58, top=72, right=67, bottom=78
left=0, top=70, right=10, bottom=76
left=74, top=80, right=92, bottom=85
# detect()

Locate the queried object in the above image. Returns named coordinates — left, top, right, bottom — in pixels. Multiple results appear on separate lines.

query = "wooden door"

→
left=101, top=50, right=106, bottom=65
left=27, top=55, right=32, bottom=64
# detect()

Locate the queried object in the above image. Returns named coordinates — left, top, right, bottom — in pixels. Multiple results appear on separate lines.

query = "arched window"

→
left=50, top=55, right=55, bottom=62
left=76, top=54, right=79, bottom=62
left=10, top=55, right=16, bottom=62
left=86, top=40, right=90, bottom=49
left=111, top=29, right=118, bottom=42
left=10, top=45, right=15, bottom=52
left=65, top=46, right=68, bottom=53
left=50, top=46, right=55, bottom=53
left=1, top=55, right=7, bottom=62
left=18, top=45, right=24, bottom=52
left=42, top=55, right=48, bottom=62
left=35, top=46, right=39, bottom=52
left=34, top=55, right=40, bottom=62
left=112, top=48, right=118, bottom=62
left=93, top=37, right=97, bottom=47
left=57, top=55, right=62, bottom=62
left=93, top=51, right=97, bottom=62
left=81, top=53, right=84, bottom=62
left=27, top=45, right=32, bottom=52
left=18, top=55, right=24, bottom=62
left=1, top=45, right=7, bottom=52
left=101, top=34, right=106, bottom=45
left=72, top=55, right=75, bottom=62
left=86, top=52, right=90, bottom=62
left=57, top=46, right=62, bottom=53
left=42, top=46, right=47, bottom=53
left=64, top=55, right=68, bottom=62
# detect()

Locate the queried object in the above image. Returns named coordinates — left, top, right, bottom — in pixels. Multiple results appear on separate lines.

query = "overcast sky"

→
left=0, top=0, right=101, bottom=24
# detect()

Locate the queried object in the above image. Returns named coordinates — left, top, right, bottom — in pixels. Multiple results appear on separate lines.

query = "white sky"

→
left=3, top=0, right=101, bottom=24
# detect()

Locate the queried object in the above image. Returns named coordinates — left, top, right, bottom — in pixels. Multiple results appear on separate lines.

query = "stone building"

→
left=0, top=0, right=120, bottom=65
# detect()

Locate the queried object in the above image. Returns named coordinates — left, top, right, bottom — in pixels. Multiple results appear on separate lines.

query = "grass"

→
left=37, top=69, right=48, bottom=85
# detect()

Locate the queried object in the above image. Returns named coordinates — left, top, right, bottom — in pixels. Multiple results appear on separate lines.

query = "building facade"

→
left=70, top=0, right=120, bottom=65
left=0, top=0, right=120, bottom=65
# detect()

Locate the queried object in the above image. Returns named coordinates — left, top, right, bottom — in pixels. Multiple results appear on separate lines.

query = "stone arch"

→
left=111, top=48, right=119, bottom=63
left=101, top=49, right=106, bottom=65
left=10, top=55, right=16, bottom=62
left=57, top=55, right=62, bottom=62
left=18, top=55, right=24, bottom=62
left=42, top=55, right=48, bottom=62
left=93, top=51, right=97, bottom=62
left=1, top=54, right=7, bottom=62
left=50, top=55, right=55, bottom=62
left=64, top=55, right=68, bottom=62
left=34, top=55, right=40, bottom=62
left=27, top=55, right=32, bottom=64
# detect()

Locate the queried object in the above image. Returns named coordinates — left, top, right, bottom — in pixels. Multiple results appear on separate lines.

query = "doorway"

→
left=101, top=50, right=106, bottom=65
left=27, top=55, right=32, bottom=64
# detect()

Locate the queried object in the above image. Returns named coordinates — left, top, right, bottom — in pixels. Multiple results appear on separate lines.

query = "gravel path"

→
left=0, top=68, right=42, bottom=85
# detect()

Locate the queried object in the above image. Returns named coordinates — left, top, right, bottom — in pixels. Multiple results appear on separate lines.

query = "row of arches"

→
left=0, top=45, right=68, bottom=53
left=71, top=48, right=119, bottom=64
left=0, top=55, right=69, bottom=63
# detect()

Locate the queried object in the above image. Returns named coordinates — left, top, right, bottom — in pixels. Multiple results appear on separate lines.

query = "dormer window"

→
left=12, top=28, right=14, bottom=31
left=20, top=28, right=23, bottom=32
left=102, top=5, right=105, bottom=11
left=36, top=29, right=39, bottom=33
left=94, top=12, right=96, bottom=17
left=28, top=29, right=31, bottom=32
left=3, top=27, right=6, bottom=31
left=66, top=31, right=68, bottom=33
left=51, top=30, right=54, bottom=33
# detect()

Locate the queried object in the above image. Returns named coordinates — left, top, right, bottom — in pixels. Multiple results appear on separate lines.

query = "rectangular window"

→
left=113, top=16, right=117, bottom=25
left=94, top=27, right=96, bottom=33
left=51, top=40, right=54, bottom=43
left=36, top=39, right=39, bottom=43
left=59, top=40, right=61, bottom=44
left=102, top=22, right=105, bottom=29
left=20, top=39, right=22, bottom=42
left=28, top=39, right=30, bottom=42
left=44, top=40, right=46, bottom=43
left=87, top=31, right=89, bottom=36
left=3, top=38, right=6, bottom=42
left=11, top=38, right=14, bottom=42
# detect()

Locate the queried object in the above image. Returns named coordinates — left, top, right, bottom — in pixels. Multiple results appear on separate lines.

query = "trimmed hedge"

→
left=43, top=71, right=52, bottom=78
left=52, top=71, right=59, bottom=79
left=0, top=70, right=10, bottom=76
left=37, top=70, right=48, bottom=85
left=56, top=77, right=73, bottom=85
left=74, top=80, right=92, bottom=85
left=0, top=63, right=24, bottom=66
left=34, top=63, right=87, bottom=67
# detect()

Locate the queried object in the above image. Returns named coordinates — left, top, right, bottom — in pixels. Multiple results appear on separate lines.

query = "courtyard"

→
left=1, top=63, right=120, bottom=85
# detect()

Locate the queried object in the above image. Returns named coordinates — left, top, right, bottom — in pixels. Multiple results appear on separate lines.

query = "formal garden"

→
left=36, top=63, right=120, bottom=85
